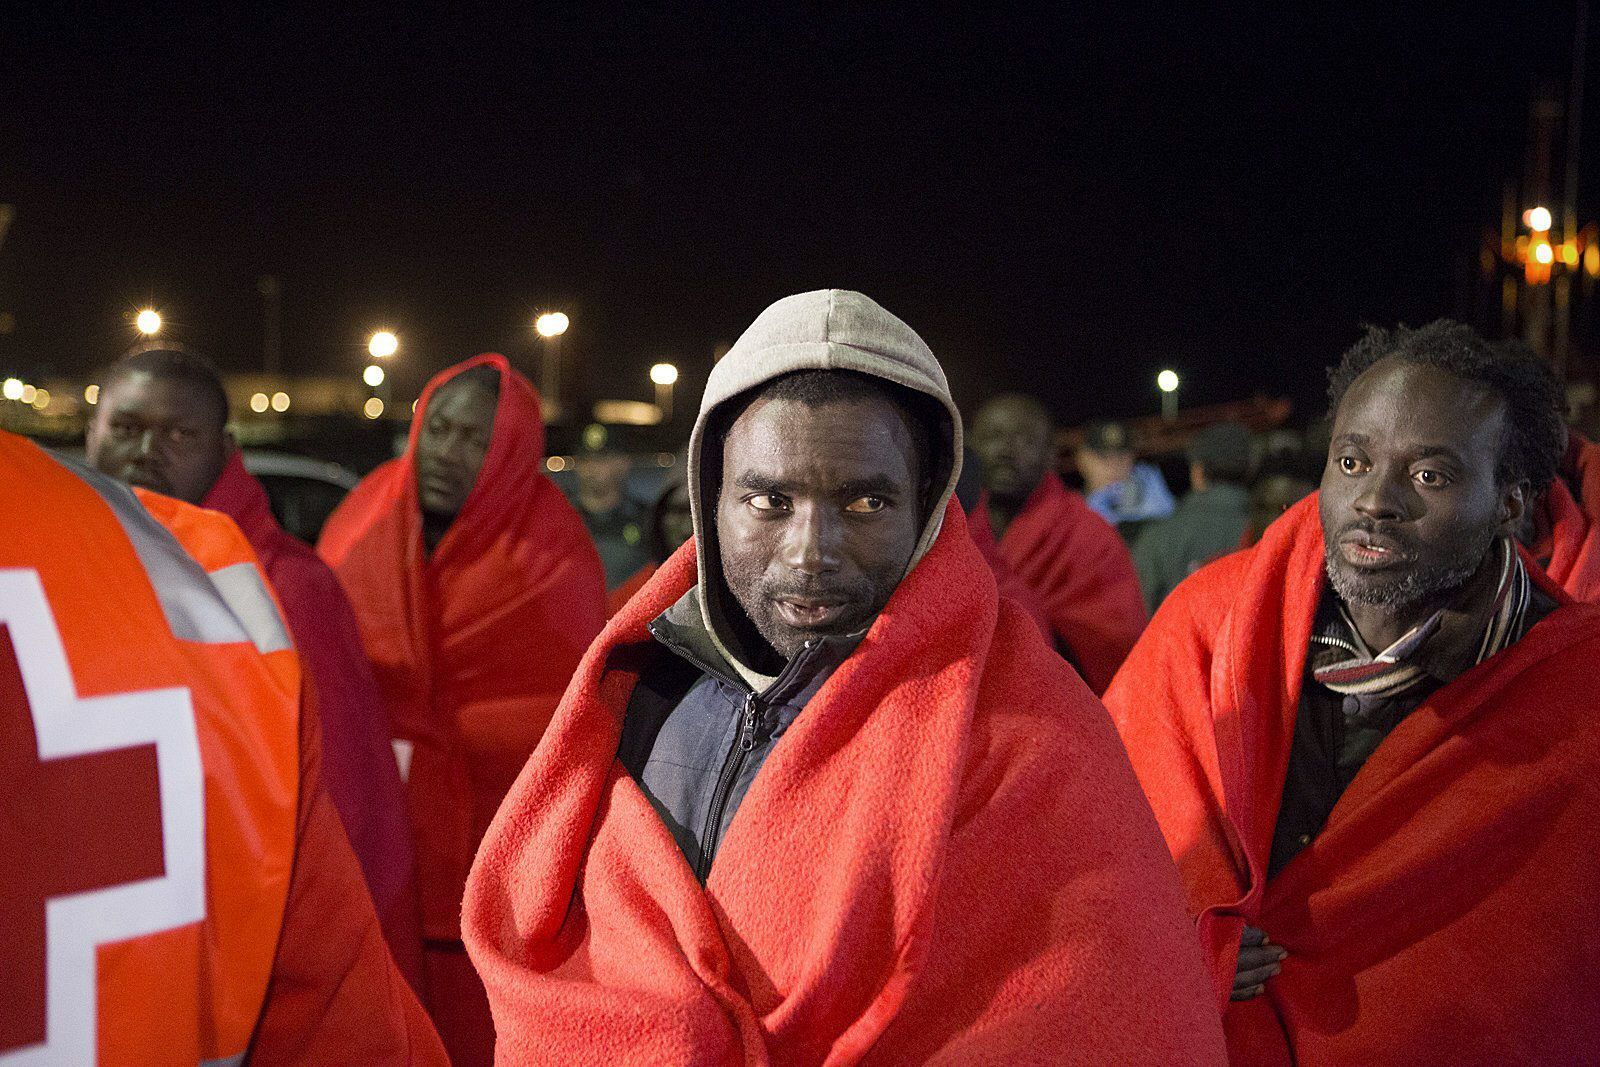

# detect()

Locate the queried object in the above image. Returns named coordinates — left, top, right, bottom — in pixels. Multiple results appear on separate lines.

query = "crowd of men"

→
left=5, top=289, right=1600, bottom=1064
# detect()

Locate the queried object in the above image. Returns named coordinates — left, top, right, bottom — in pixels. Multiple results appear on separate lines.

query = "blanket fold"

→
left=1106, top=493, right=1600, bottom=1064
left=465, top=503, right=1225, bottom=1066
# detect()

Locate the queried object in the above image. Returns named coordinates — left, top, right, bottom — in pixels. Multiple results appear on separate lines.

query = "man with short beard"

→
left=464, top=291, right=1226, bottom=1064
left=1106, top=320, right=1600, bottom=1063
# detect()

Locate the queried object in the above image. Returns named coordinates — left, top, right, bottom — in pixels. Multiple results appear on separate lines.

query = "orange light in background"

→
left=1586, top=244, right=1600, bottom=278
left=1561, top=241, right=1580, bottom=267
left=84, top=384, right=100, bottom=405
left=363, top=397, right=385, bottom=419
left=1534, top=242, right=1555, bottom=265
left=271, top=391, right=290, bottom=412
left=249, top=392, right=269, bottom=413
left=19, top=384, right=37, bottom=405
left=546, top=456, right=568, bottom=472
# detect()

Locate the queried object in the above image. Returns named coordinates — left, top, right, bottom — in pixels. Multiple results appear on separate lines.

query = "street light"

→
left=135, top=308, right=162, bottom=336
left=363, top=364, right=386, bottom=387
left=368, top=330, right=399, bottom=359
left=270, top=391, right=290, bottom=413
left=1157, top=369, right=1180, bottom=421
left=2, top=378, right=22, bottom=401
left=535, top=311, right=570, bottom=416
left=363, top=397, right=385, bottom=420
left=1524, top=206, right=1553, bottom=232
left=650, top=362, right=679, bottom=422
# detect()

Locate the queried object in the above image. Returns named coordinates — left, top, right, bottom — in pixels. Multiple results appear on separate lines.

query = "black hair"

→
left=1326, top=319, right=1566, bottom=494
left=99, top=347, right=229, bottom=428
left=707, top=369, right=947, bottom=509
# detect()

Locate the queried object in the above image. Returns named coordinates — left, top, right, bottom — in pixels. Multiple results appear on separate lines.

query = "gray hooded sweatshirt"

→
left=616, top=289, right=963, bottom=882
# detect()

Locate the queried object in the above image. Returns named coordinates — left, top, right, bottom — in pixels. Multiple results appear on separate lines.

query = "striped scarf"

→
left=1312, top=538, right=1531, bottom=699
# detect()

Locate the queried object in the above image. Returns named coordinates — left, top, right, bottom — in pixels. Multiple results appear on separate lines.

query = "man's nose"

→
left=134, top=429, right=160, bottom=460
left=1352, top=466, right=1413, bottom=523
left=781, top=503, right=843, bottom=574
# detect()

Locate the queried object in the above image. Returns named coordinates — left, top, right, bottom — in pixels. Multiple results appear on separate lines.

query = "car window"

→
left=257, top=474, right=350, bottom=545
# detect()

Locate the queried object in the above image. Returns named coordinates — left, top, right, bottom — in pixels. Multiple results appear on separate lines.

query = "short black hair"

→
left=1326, top=319, right=1566, bottom=494
left=99, top=347, right=229, bottom=428
left=709, top=369, right=948, bottom=508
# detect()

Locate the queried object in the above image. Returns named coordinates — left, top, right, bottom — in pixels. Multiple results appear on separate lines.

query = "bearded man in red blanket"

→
left=1107, top=319, right=1600, bottom=1064
left=463, top=290, right=1226, bottom=1065
left=969, top=393, right=1147, bottom=693
left=319, top=354, right=607, bottom=1066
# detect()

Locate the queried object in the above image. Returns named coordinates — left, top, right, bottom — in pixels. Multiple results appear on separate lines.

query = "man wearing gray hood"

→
left=464, top=291, right=1225, bottom=1065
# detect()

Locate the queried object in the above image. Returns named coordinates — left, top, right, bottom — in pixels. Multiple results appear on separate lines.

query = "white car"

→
left=241, top=450, right=360, bottom=545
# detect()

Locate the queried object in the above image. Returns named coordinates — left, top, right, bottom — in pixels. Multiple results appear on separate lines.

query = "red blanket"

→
left=463, top=503, right=1225, bottom=1065
left=319, top=354, right=606, bottom=1063
left=202, top=450, right=421, bottom=986
left=1531, top=430, right=1600, bottom=602
left=967, top=493, right=1052, bottom=638
left=995, top=472, right=1147, bottom=694
left=1105, top=495, right=1600, bottom=1063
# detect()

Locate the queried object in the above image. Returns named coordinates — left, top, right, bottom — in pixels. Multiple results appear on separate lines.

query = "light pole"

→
left=650, top=362, right=679, bottom=422
left=135, top=308, right=162, bottom=337
left=535, top=312, right=570, bottom=417
left=1157, top=369, right=1180, bottom=421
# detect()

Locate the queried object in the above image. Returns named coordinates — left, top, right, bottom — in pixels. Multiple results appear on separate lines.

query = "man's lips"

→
left=1337, top=531, right=1412, bottom=568
left=772, top=595, right=850, bottom=629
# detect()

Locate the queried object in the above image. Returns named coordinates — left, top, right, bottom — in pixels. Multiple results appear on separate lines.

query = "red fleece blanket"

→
left=319, top=353, right=606, bottom=944
left=1531, top=430, right=1600, bottom=602
left=995, top=472, right=1147, bottom=694
left=463, top=503, right=1225, bottom=1066
left=967, top=493, right=1052, bottom=639
left=1105, top=495, right=1600, bottom=1064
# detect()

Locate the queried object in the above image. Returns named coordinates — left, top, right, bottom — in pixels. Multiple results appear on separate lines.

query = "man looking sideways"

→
left=464, top=290, right=1224, bottom=1064
left=319, top=354, right=605, bottom=1067
left=84, top=347, right=419, bottom=982
left=969, top=393, right=1147, bottom=693
left=1107, top=320, right=1600, bottom=1063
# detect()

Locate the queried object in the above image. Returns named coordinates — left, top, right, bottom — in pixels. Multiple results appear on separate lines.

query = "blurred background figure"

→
left=1132, top=420, right=1253, bottom=612
left=1246, top=446, right=1324, bottom=546
left=953, top=446, right=1053, bottom=637
left=574, top=428, right=653, bottom=589
left=82, top=347, right=420, bottom=983
left=1, top=431, right=444, bottom=1063
left=1076, top=419, right=1175, bottom=543
left=605, top=456, right=692, bottom=616
left=970, top=393, right=1146, bottom=694
left=318, top=353, right=605, bottom=1067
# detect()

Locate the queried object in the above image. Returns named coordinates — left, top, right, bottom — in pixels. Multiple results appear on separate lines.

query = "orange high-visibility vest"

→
left=0, top=432, right=299, bottom=1066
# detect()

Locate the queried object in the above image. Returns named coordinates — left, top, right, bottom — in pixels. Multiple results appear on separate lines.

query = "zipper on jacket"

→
left=695, top=692, right=760, bottom=882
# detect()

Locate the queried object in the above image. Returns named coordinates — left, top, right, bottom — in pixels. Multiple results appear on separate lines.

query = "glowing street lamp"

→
left=1524, top=205, right=1553, bottom=232
left=363, top=397, right=385, bottom=420
left=84, top=384, right=100, bottom=405
left=363, top=364, right=386, bottom=387
left=650, top=362, right=679, bottom=422
left=2, top=378, right=23, bottom=401
left=249, top=392, right=269, bottom=413
left=1157, top=369, right=1180, bottom=421
left=270, top=391, right=290, bottom=413
left=135, top=308, right=162, bottom=336
left=535, top=311, right=570, bottom=415
left=368, top=330, right=399, bottom=359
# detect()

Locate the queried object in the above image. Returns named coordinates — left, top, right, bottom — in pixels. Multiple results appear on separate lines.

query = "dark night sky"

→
left=1, top=2, right=1594, bottom=429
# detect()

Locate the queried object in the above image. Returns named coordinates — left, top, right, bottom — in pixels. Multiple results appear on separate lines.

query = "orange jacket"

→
left=0, top=431, right=445, bottom=1065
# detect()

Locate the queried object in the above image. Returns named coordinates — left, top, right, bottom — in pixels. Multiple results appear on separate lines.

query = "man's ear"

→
left=1498, top=480, right=1529, bottom=535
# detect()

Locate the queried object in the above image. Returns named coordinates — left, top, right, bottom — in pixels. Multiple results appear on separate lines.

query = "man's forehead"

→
left=1337, top=360, right=1505, bottom=444
left=725, top=396, right=917, bottom=478
left=427, top=381, right=497, bottom=422
left=103, top=371, right=205, bottom=419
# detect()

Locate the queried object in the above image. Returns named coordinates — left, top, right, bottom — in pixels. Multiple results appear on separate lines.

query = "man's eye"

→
left=748, top=494, right=787, bottom=512
left=111, top=422, right=140, bottom=439
left=1414, top=469, right=1451, bottom=488
left=845, top=496, right=887, bottom=514
left=1338, top=455, right=1368, bottom=474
